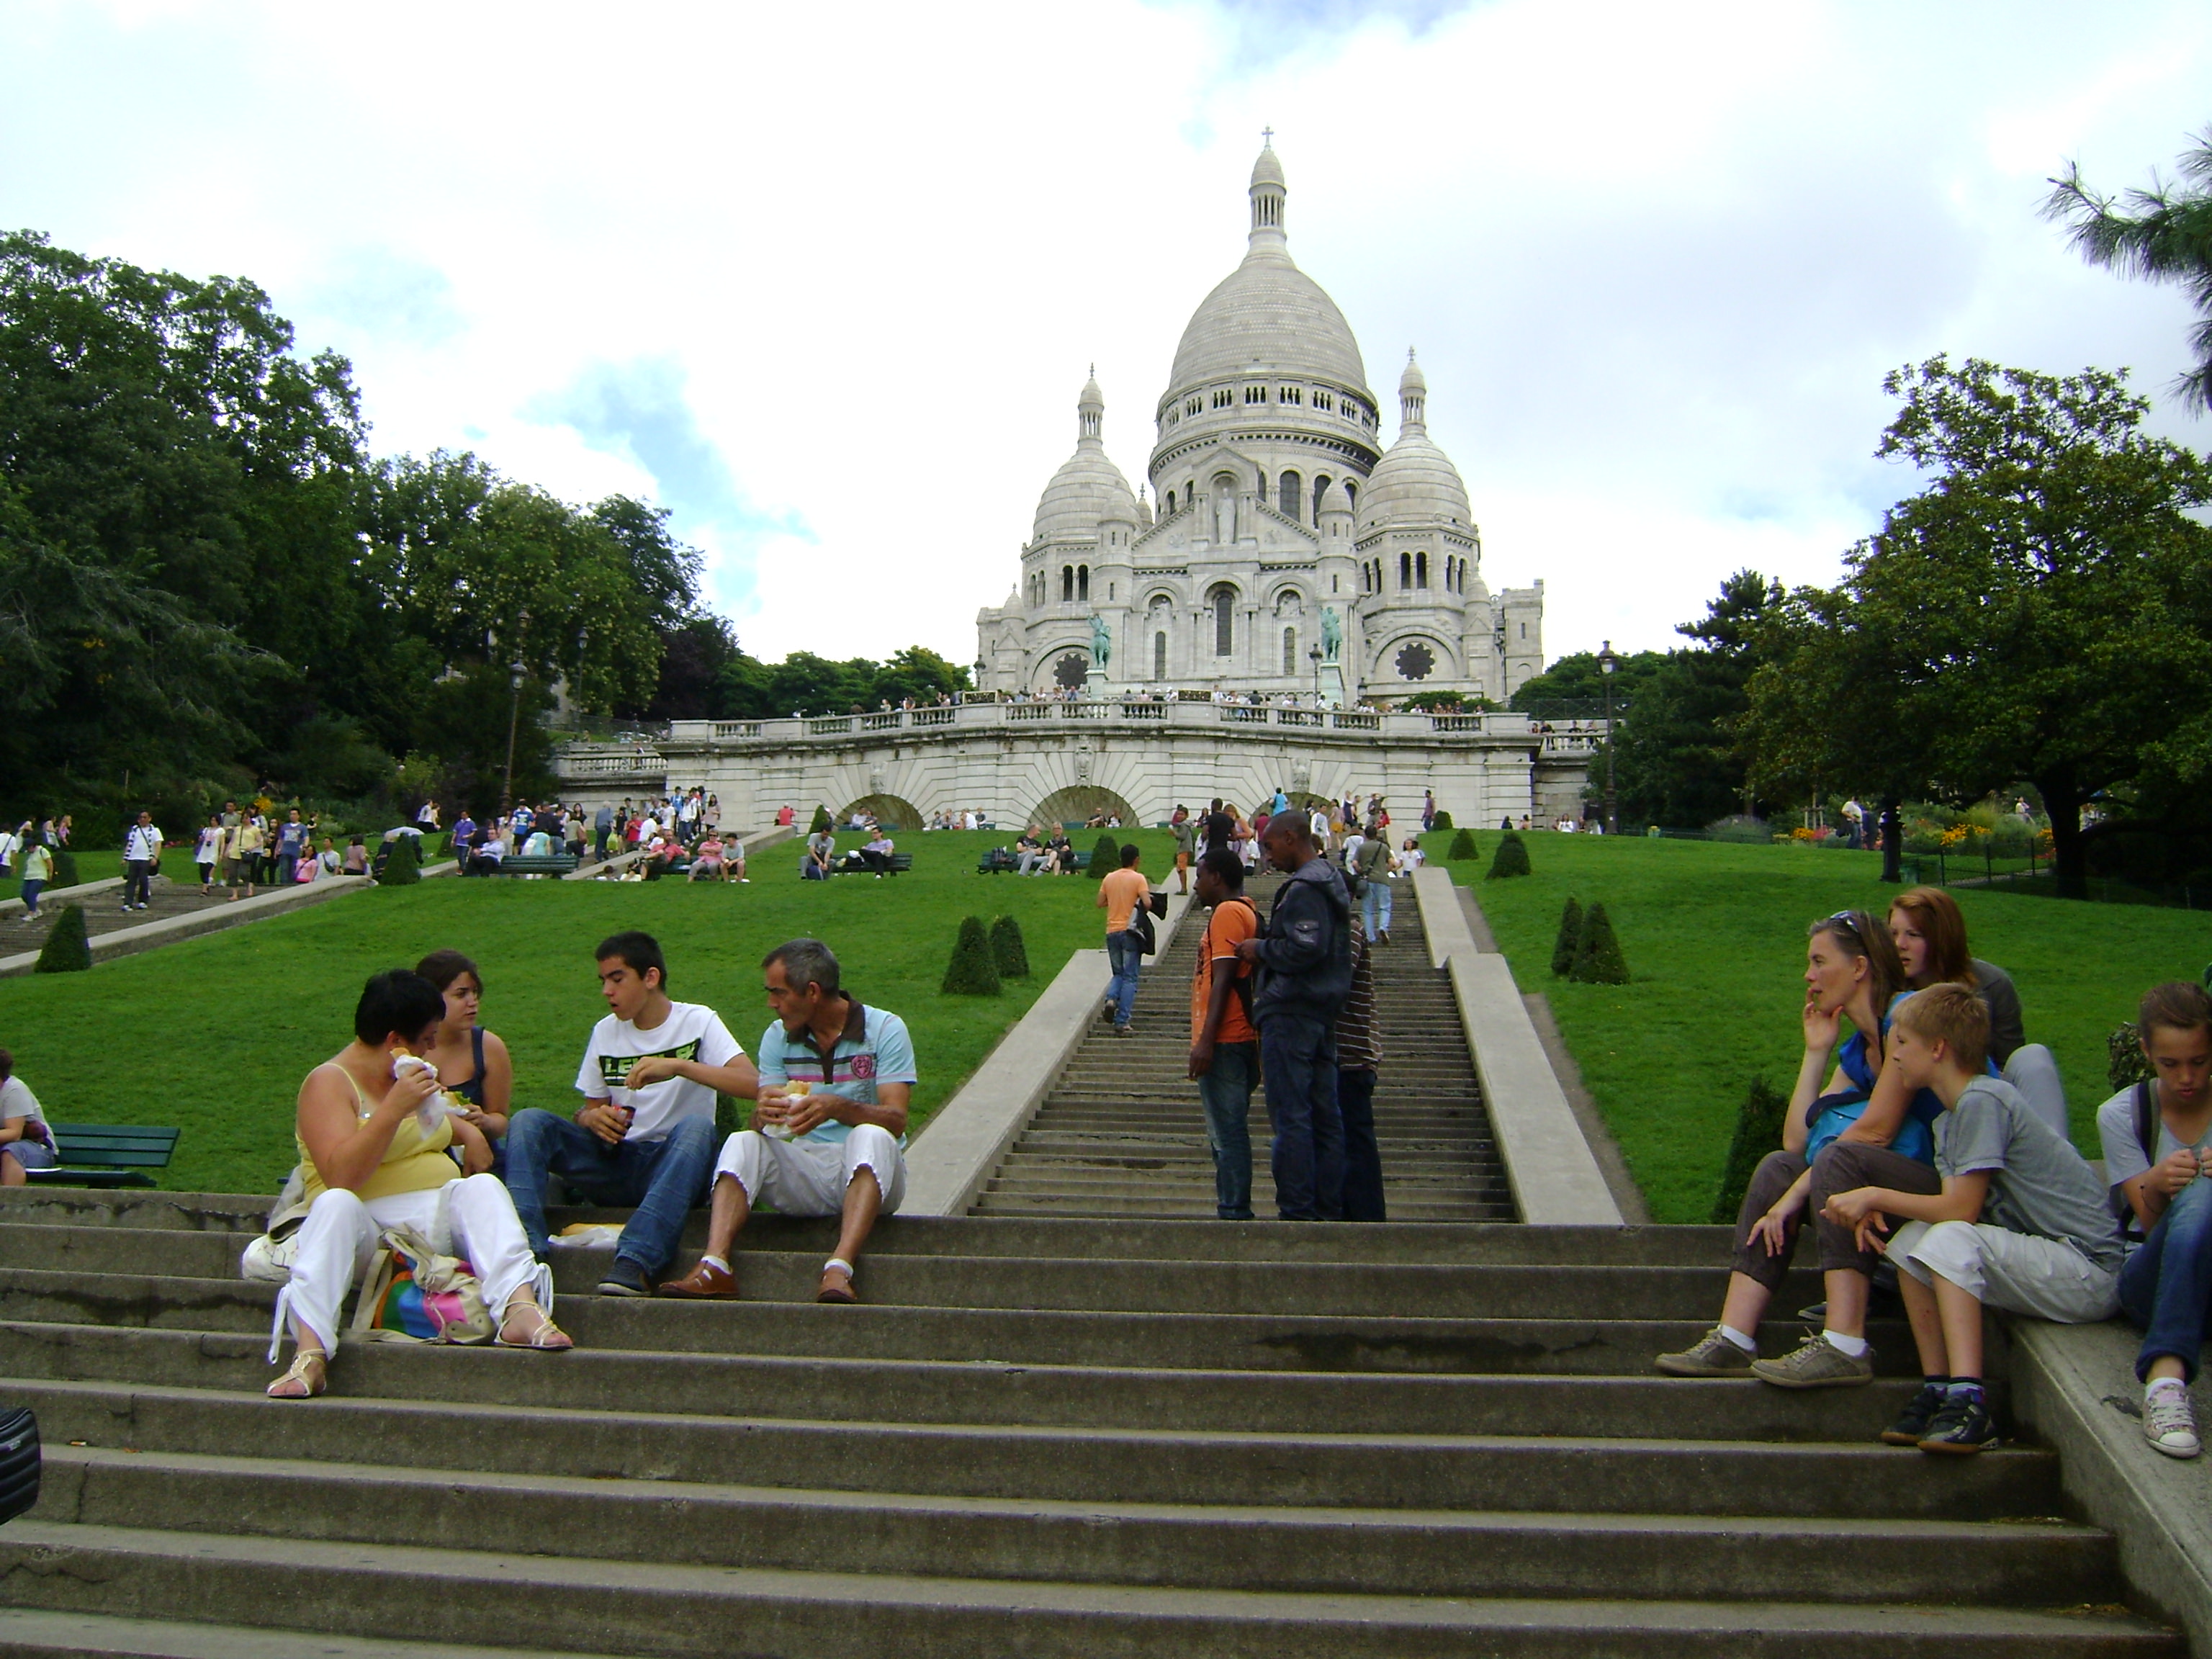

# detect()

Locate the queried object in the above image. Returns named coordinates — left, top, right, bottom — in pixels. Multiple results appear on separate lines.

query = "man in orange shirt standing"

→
left=1096, top=842, right=1151, bottom=1036
left=1188, top=848, right=1261, bottom=1219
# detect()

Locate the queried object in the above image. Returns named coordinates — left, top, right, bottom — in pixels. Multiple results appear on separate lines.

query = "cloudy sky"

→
left=3, top=0, right=2206, bottom=665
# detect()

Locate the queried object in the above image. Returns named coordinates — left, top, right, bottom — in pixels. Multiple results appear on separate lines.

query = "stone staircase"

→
left=0, top=1188, right=2181, bottom=1655
left=974, top=874, right=1518, bottom=1220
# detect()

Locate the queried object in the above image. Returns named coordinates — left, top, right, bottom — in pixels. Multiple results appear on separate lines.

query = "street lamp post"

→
left=500, top=662, right=526, bottom=814
left=1598, top=639, right=1619, bottom=835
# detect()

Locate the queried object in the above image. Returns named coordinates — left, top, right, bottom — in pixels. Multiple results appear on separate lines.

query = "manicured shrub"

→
left=50, top=849, right=78, bottom=889
left=1431, top=810, right=1454, bottom=831
left=940, top=914, right=1002, bottom=996
left=33, top=905, right=91, bottom=974
left=1551, top=897, right=1583, bottom=977
left=989, top=914, right=1030, bottom=979
left=1091, top=834, right=1121, bottom=877
left=809, top=805, right=832, bottom=834
left=1710, top=1076, right=1789, bottom=1225
left=1570, top=902, right=1629, bottom=984
left=379, top=834, right=421, bottom=886
left=2108, top=1022, right=2154, bottom=1091
left=1485, top=831, right=1530, bottom=879
left=1447, top=828, right=1479, bottom=861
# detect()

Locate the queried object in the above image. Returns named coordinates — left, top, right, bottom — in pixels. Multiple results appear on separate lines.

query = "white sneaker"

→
left=2145, top=1384, right=2200, bottom=1459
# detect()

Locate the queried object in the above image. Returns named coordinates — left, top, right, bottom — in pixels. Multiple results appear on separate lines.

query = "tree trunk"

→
left=1879, top=796, right=1902, bottom=885
left=2041, top=775, right=2087, bottom=899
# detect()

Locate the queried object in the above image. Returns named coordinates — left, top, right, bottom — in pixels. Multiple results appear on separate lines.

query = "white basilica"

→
left=976, top=142, right=1545, bottom=705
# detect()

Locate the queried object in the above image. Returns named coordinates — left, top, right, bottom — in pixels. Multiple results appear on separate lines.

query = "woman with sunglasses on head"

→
left=1658, top=910, right=1949, bottom=1389
left=1888, top=885, right=2067, bottom=1137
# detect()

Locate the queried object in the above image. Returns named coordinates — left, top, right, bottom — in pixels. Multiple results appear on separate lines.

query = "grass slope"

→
left=1430, top=832, right=2210, bottom=1224
left=0, top=830, right=1166, bottom=1196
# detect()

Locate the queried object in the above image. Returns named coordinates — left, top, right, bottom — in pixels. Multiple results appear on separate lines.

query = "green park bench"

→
left=27, top=1124, right=180, bottom=1189
left=495, top=854, right=580, bottom=878
left=834, top=853, right=914, bottom=876
left=977, top=848, right=1020, bottom=874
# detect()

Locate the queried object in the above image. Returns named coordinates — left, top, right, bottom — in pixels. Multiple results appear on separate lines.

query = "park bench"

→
left=495, top=853, right=580, bottom=878
left=976, top=848, right=1020, bottom=874
left=834, top=853, right=914, bottom=876
left=27, top=1124, right=180, bottom=1189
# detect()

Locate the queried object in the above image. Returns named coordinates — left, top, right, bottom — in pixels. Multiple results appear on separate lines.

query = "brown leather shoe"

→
left=658, top=1259, right=738, bottom=1299
left=816, top=1263, right=858, bottom=1303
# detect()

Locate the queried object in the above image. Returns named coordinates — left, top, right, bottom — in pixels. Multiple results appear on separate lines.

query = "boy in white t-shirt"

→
left=500, top=931, right=758, bottom=1296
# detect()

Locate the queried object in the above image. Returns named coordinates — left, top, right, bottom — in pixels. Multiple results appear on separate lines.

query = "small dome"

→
left=1318, top=478, right=1352, bottom=516
left=1399, top=350, right=1426, bottom=397
left=1033, top=373, right=1136, bottom=543
left=1250, top=144, right=1285, bottom=190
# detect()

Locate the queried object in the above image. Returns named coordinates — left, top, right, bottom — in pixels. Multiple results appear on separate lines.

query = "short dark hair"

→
left=1120, top=843, right=1141, bottom=867
left=764, top=938, right=840, bottom=994
left=1198, top=848, right=1244, bottom=888
left=596, top=931, right=667, bottom=988
left=354, top=969, right=446, bottom=1046
left=0, top=1048, right=12, bottom=1084
left=415, top=949, right=480, bottom=994
left=1263, top=812, right=1313, bottom=846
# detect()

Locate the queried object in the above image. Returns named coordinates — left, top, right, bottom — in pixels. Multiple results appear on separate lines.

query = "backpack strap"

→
left=2137, top=1076, right=2161, bottom=1170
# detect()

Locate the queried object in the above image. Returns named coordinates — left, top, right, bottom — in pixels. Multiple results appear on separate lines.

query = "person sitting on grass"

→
left=688, top=834, right=729, bottom=881
left=1889, top=886, right=2067, bottom=1136
left=415, top=950, right=513, bottom=1156
left=266, top=969, right=570, bottom=1401
left=503, top=932, right=756, bottom=1298
left=0, top=1051, right=58, bottom=1184
left=1657, top=911, right=1943, bottom=1388
left=2098, top=981, right=2212, bottom=1460
left=660, top=939, right=913, bottom=1305
left=1823, top=984, right=2122, bottom=1453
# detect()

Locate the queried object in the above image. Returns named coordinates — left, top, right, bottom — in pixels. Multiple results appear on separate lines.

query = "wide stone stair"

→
left=0, top=1188, right=2181, bottom=1655
left=974, top=874, right=1518, bottom=1220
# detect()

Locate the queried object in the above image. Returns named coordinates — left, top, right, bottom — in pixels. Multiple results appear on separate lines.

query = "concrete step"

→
left=0, top=1521, right=2175, bottom=1658
left=8, top=1378, right=2061, bottom=1519
left=32, top=1444, right=2121, bottom=1606
left=970, top=1192, right=1518, bottom=1223
left=0, top=1606, right=631, bottom=1658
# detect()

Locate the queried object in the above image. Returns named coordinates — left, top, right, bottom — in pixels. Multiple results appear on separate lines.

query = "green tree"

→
left=1710, top=1076, right=1787, bottom=1224
left=32, top=905, right=91, bottom=973
left=2045, top=127, right=2212, bottom=410
left=1551, top=897, right=1583, bottom=976
left=1509, top=649, right=1667, bottom=715
left=990, top=914, right=1031, bottom=979
left=940, top=915, right=1002, bottom=996
left=1486, top=832, right=1531, bottom=879
left=1614, top=572, right=1783, bottom=828
left=1569, top=902, right=1629, bottom=984
left=1743, top=357, right=2212, bottom=897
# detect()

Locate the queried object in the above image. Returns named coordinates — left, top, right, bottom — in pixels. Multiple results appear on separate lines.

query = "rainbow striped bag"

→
left=354, top=1226, right=495, bottom=1344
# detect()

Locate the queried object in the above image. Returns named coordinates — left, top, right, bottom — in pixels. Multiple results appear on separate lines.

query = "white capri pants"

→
left=716, top=1125, right=906, bottom=1218
left=269, top=1175, right=551, bottom=1361
left=1889, top=1218, right=2119, bottom=1324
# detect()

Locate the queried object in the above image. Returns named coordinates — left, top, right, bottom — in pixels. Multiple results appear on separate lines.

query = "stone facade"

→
left=975, top=143, right=1544, bottom=706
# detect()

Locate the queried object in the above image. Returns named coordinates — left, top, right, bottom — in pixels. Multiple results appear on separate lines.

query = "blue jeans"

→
left=1197, top=1040, right=1259, bottom=1219
left=1337, top=1066, right=1386, bottom=1222
left=1105, top=930, right=1141, bottom=1028
left=1362, top=878, right=1392, bottom=939
left=2120, top=1176, right=2212, bottom=1384
left=1260, top=1014, right=1344, bottom=1220
left=502, top=1108, right=718, bottom=1275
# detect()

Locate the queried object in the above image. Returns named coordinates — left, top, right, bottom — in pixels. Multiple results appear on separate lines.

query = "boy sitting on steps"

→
left=1821, top=983, right=2124, bottom=1455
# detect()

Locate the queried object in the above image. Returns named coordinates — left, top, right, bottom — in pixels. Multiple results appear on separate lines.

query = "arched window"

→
left=1416, top=551, right=1429, bottom=589
left=1277, top=470, right=1302, bottom=521
left=1211, top=585, right=1235, bottom=657
left=1164, top=490, right=1176, bottom=516
left=1282, top=627, right=1297, bottom=676
left=1399, top=552, right=1412, bottom=590
left=1061, top=566, right=1074, bottom=603
left=1312, top=474, right=1330, bottom=521
left=1256, top=471, right=1268, bottom=506
left=1154, top=631, right=1167, bottom=680
left=1078, top=565, right=1089, bottom=602
left=1344, top=482, right=1357, bottom=514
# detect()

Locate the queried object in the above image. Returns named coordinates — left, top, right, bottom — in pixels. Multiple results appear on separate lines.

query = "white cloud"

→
left=1, top=0, right=2206, bottom=663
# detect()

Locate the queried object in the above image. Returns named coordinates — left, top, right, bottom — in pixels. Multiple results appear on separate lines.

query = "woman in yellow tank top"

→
left=269, top=969, right=572, bottom=1399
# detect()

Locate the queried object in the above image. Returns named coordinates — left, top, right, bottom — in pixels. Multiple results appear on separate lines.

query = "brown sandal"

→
left=266, top=1348, right=328, bottom=1400
left=816, top=1259, right=858, bottom=1304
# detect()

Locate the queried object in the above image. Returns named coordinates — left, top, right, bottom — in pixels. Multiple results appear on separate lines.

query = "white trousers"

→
left=270, top=1175, right=550, bottom=1360
left=716, top=1126, right=906, bottom=1218
left=1889, top=1218, right=2119, bottom=1324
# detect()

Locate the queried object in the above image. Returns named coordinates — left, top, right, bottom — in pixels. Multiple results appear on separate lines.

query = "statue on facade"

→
left=1089, top=613, right=1111, bottom=670
left=1321, top=604, right=1342, bottom=662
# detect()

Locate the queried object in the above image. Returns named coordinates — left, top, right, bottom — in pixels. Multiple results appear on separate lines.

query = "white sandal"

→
left=496, top=1298, right=574, bottom=1350
left=266, top=1348, right=327, bottom=1400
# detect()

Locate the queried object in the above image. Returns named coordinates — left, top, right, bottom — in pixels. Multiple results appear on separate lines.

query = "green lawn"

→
left=1427, top=831, right=2211, bottom=1224
left=0, top=829, right=1162, bottom=1196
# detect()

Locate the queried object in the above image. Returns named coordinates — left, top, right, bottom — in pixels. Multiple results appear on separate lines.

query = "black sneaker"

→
left=1881, top=1382, right=1947, bottom=1446
left=1918, top=1391, right=2000, bottom=1454
left=597, top=1257, right=654, bottom=1297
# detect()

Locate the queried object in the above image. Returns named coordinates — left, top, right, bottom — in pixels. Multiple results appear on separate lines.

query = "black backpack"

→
left=0, top=1408, right=38, bottom=1527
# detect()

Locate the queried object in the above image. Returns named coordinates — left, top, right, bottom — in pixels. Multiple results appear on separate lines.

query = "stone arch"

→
left=838, top=793, right=924, bottom=831
left=1371, top=630, right=1460, bottom=687
left=1030, top=785, right=1138, bottom=832
left=1033, top=644, right=1092, bottom=692
left=1207, top=581, right=1239, bottom=657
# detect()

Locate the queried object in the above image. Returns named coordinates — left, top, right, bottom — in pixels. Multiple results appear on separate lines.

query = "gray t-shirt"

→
left=1969, top=959, right=2025, bottom=1068
left=2095, top=1082, right=2212, bottom=1237
left=1937, top=1076, right=2123, bottom=1272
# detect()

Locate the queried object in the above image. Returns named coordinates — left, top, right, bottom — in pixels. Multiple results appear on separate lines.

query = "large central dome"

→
left=1162, top=147, right=1370, bottom=396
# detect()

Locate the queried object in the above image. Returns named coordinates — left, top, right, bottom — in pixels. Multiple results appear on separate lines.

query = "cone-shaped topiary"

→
left=989, top=914, right=1030, bottom=979
left=50, top=848, right=78, bottom=889
left=33, top=905, right=91, bottom=974
left=1431, top=810, right=1453, bottom=831
left=941, top=914, right=1002, bottom=996
left=1551, top=897, right=1583, bottom=977
left=379, top=834, right=422, bottom=886
left=1447, top=828, right=1479, bottom=861
left=1091, top=834, right=1122, bottom=876
left=1485, top=831, right=1530, bottom=879
left=809, top=804, right=832, bottom=834
left=1570, top=902, right=1629, bottom=984
left=1710, top=1076, right=1789, bottom=1224
left=2109, top=1022, right=2154, bottom=1091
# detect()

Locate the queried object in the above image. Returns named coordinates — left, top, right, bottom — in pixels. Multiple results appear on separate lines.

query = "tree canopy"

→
left=1612, top=570, right=1784, bottom=830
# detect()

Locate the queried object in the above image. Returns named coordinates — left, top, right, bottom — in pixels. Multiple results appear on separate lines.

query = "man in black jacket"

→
left=1233, top=812, right=1352, bottom=1219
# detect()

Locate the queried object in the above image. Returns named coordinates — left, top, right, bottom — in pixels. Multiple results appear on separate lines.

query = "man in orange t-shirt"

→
left=1188, top=848, right=1260, bottom=1218
left=1096, top=843, right=1151, bottom=1035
